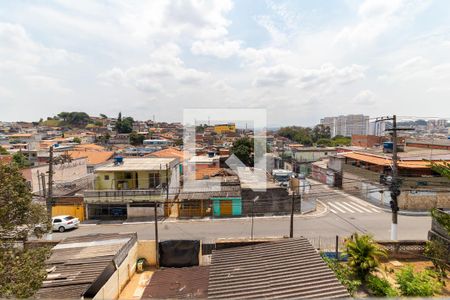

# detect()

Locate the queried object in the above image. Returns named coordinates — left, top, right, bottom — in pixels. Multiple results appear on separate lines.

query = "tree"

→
left=312, top=124, right=331, bottom=142
left=344, top=233, right=387, bottom=281
left=0, top=164, right=50, bottom=298
left=0, top=163, right=49, bottom=240
left=231, top=137, right=253, bottom=166
left=12, top=152, right=31, bottom=169
left=115, top=112, right=134, bottom=133
left=100, top=113, right=108, bottom=119
left=129, top=131, right=145, bottom=146
left=0, top=245, right=50, bottom=298
left=316, top=138, right=333, bottom=147
left=72, top=137, right=81, bottom=144
left=0, top=146, right=8, bottom=155
left=332, top=135, right=351, bottom=146
left=424, top=239, right=449, bottom=281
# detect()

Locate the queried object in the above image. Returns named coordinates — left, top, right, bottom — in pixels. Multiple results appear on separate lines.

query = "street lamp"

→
left=251, top=196, right=260, bottom=240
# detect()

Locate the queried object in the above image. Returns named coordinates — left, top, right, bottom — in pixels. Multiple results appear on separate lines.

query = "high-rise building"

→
left=320, top=114, right=369, bottom=137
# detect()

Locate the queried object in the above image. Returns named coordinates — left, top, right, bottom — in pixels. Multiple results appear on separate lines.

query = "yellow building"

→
left=214, top=123, right=236, bottom=134
left=84, top=157, right=180, bottom=219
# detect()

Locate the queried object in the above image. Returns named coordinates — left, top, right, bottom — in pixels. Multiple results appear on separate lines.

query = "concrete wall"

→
left=93, top=242, right=138, bottom=300
left=23, top=157, right=88, bottom=193
left=137, top=240, right=157, bottom=266
left=127, top=204, right=164, bottom=217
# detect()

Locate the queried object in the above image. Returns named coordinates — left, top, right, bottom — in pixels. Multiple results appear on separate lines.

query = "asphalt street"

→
left=52, top=182, right=431, bottom=242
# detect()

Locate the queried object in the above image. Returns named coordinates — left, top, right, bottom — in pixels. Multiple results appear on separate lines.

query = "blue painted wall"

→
left=211, top=197, right=242, bottom=217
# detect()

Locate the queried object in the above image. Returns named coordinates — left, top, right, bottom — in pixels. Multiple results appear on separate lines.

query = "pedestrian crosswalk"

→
left=326, top=200, right=382, bottom=214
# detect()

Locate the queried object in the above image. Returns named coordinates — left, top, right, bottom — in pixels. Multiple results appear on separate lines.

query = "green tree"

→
left=311, top=124, right=331, bottom=142
left=0, top=245, right=50, bottom=298
left=0, top=146, right=8, bottom=155
left=0, top=164, right=51, bottom=298
left=231, top=137, right=253, bottom=166
left=316, top=138, right=333, bottom=147
left=12, top=152, right=31, bottom=169
left=344, top=233, right=387, bottom=281
left=72, top=137, right=81, bottom=144
left=0, top=163, right=49, bottom=240
left=115, top=112, right=134, bottom=133
left=332, top=135, right=351, bottom=146
left=100, top=113, right=108, bottom=119
left=129, top=131, right=145, bottom=146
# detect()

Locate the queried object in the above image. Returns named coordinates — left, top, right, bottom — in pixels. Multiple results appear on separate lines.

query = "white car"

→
left=52, top=215, right=80, bottom=232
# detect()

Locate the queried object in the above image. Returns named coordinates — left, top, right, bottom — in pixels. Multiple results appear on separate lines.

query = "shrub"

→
left=322, top=256, right=361, bottom=296
left=395, top=265, right=442, bottom=297
left=425, top=239, right=449, bottom=281
left=344, top=233, right=387, bottom=281
left=366, top=274, right=398, bottom=297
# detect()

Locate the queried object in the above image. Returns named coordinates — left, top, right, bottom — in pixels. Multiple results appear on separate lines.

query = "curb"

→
left=79, top=204, right=329, bottom=226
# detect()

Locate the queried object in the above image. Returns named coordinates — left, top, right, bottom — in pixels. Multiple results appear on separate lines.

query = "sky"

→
left=0, top=0, right=450, bottom=126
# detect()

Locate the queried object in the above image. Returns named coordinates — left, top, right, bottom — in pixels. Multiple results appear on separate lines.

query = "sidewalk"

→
left=79, top=201, right=329, bottom=226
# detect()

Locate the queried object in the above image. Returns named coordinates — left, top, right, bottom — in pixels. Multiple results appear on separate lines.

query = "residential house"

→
left=84, top=157, right=180, bottom=220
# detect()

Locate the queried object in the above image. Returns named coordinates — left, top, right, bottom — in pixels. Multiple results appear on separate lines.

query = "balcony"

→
left=84, top=189, right=166, bottom=204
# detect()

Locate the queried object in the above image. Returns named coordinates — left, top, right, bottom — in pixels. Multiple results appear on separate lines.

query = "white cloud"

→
left=336, top=0, right=431, bottom=46
left=99, top=43, right=209, bottom=93
left=191, top=40, right=241, bottom=58
left=353, top=89, right=375, bottom=105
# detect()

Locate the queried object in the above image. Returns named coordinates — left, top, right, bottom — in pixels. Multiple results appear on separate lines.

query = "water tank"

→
left=114, top=156, right=124, bottom=165
left=383, top=142, right=393, bottom=153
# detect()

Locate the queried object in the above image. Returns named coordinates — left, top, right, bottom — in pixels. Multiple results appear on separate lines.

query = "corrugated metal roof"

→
left=207, top=238, right=349, bottom=299
left=36, top=233, right=137, bottom=299
left=142, top=266, right=210, bottom=299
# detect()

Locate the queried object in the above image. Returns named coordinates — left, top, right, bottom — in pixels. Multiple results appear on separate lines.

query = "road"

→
left=53, top=183, right=431, bottom=243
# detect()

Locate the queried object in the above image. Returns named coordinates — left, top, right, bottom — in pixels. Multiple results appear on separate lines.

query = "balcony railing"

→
left=84, top=189, right=163, bottom=198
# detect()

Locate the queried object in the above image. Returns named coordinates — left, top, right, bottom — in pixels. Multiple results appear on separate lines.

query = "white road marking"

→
left=330, top=209, right=337, bottom=214
left=333, top=202, right=355, bottom=213
left=347, top=201, right=373, bottom=213
left=328, top=202, right=347, bottom=213
left=342, top=202, right=364, bottom=213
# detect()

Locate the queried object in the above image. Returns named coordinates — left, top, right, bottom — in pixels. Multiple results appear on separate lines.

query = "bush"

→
left=322, top=256, right=361, bottom=296
left=425, top=239, right=449, bottom=280
left=366, top=274, right=398, bottom=297
left=395, top=265, right=442, bottom=297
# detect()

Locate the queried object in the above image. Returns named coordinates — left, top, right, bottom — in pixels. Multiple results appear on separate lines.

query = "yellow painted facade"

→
left=52, top=204, right=85, bottom=221
left=214, top=123, right=236, bottom=134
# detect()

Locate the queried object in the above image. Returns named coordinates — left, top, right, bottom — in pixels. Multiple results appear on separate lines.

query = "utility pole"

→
left=154, top=199, right=159, bottom=268
left=383, top=115, right=409, bottom=240
left=389, top=115, right=400, bottom=240
left=45, top=146, right=54, bottom=240
left=290, top=190, right=295, bottom=238
left=46, top=146, right=54, bottom=219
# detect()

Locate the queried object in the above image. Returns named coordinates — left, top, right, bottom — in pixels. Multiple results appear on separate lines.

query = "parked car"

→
left=52, top=215, right=80, bottom=232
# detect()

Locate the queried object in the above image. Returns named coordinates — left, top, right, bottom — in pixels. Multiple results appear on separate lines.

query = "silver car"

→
left=52, top=215, right=80, bottom=232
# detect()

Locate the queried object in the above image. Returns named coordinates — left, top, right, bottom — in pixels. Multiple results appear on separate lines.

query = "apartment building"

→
left=320, top=114, right=369, bottom=137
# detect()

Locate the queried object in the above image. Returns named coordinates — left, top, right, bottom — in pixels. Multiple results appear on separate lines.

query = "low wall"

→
left=377, top=240, right=426, bottom=259
left=93, top=243, right=138, bottom=300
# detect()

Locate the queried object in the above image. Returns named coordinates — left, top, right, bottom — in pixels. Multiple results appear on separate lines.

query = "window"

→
left=104, top=175, right=110, bottom=180
left=124, top=172, right=132, bottom=179
left=64, top=216, right=74, bottom=221
left=149, top=172, right=160, bottom=188
left=53, top=219, right=61, bottom=223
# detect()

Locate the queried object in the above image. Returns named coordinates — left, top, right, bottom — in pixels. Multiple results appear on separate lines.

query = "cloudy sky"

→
left=1, top=0, right=449, bottom=126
